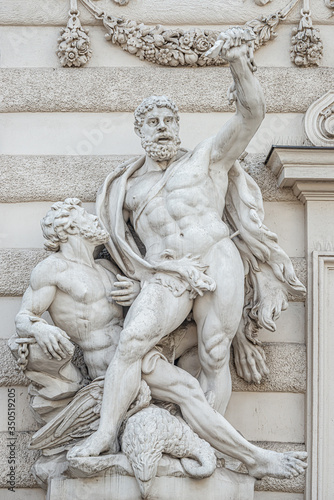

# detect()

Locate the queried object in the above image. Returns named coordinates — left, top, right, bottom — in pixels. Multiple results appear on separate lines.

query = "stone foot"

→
left=67, top=431, right=119, bottom=458
left=248, top=449, right=307, bottom=479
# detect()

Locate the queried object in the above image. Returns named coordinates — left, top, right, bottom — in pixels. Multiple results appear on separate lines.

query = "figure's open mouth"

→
left=156, top=136, right=171, bottom=144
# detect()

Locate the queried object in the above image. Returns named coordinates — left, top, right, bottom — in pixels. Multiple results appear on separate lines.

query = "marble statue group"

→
left=10, top=27, right=307, bottom=498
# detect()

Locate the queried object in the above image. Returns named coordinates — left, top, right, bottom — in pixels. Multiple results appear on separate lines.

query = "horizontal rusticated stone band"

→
left=0, top=340, right=29, bottom=386
left=231, top=343, right=306, bottom=394
left=0, top=339, right=306, bottom=393
left=0, top=432, right=39, bottom=488
left=0, top=154, right=297, bottom=203
left=0, top=249, right=306, bottom=298
left=0, top=0, right=331, bottom=26
left=0, top=67, right=333, bottom=114
left=0, top=431, right=305, bottom=492
left=0, top=249, right=50, bottom=296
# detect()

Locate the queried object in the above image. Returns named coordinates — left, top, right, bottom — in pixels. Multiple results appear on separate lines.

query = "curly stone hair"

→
left=134, top=95, right=179, bottom=135
left=41, top=198, right=82, bottom=252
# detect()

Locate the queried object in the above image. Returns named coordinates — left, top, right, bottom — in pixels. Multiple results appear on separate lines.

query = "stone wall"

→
left=1, top=0, right=333, bottom=498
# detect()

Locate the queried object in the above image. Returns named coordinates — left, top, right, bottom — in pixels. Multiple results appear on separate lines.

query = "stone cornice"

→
left=266, top=146, right=334, bottom=202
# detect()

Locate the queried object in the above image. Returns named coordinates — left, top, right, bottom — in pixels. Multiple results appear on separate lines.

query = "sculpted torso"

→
left=125, top=141, right=231, bottom=262
left=33, top=255, right=122, bottom=378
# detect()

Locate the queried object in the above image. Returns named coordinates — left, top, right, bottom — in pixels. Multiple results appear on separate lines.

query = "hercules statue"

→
left=65, top=27, right=306, bottom=466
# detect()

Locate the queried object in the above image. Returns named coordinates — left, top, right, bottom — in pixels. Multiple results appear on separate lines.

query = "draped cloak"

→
left=96, top=152, right=306, bottom=338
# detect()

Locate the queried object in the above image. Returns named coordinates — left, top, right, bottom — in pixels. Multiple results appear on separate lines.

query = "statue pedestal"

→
left=47, top=468, right=255, bottom=500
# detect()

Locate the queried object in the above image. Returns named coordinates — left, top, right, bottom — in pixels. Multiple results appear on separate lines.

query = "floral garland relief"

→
left=290, top=0, right=323, bottom=67
left=58, top=0, right=300, bottom=68
left=57, top=0, right=92, bottom=67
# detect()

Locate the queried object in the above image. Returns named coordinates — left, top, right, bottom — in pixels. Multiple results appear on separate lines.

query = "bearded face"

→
left=141, top=137, right=181, bottom=162
left=79, top=221, right=109, bottom=245
left=74, top=209, right=109, bottom=245
left=139, top=105, right=181, bottom=162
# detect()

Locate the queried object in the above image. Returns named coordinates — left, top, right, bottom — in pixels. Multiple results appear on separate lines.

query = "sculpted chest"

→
left=55, top=264, right=111, bottom=303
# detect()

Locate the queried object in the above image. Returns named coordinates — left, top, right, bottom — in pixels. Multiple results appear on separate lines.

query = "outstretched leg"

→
left=193, top=237, right=244, bottom=414
left=145, top=358, right=307, bottom=479
left=68, top=283, right=192, bottom=458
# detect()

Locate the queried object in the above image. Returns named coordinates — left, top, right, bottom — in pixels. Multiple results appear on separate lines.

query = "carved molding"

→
left=69, top=0, right=299, bottom=67
left=305, top=91, right=334, bottom=147
left=266, top=146, right=334, bottom=203
left=306, top=252, right=334, bottom=499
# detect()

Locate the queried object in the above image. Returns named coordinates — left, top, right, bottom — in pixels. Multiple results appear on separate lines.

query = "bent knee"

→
left=200, top=335, right=231, bottom=371
left=117, top=327, right=148, bottom=361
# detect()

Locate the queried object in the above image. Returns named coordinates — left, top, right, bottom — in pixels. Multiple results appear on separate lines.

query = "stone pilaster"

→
left=267, top=146, right=334, bottom=500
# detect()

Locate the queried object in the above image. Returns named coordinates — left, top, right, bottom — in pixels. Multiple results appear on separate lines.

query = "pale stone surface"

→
left=0, top=432, right=38, bottom=487
left=0, top=249, right=49, bottom=296
left=258, top=302, right=305, bottom=344
left=0, top=340, right=29, bottom=385
left=231, top=343, right=306, bottom=393
left=14, top=191, right=285, bottom=490
left=263, top=202, right=305, bottom=257
left=0, top=112, right=306, bottom=156
left=0, top=68, right=333, bottom=113
left=48, top=469, right=255, bottom=500
left=0, top=298, right=52, bottom=340
left=0, top=201, right=303, bottom=254
left=225, top=393, right=305, bottom=442
left=0, top=155, right=131, bottom=203
left=242, top=154, right=297, bottom=202
left=0, top=202, right=95, bottom=248
left=290, top=258, right=306, bottom=287
left=254, top=443, right=306, bottom=493
left=267, top=147, right=334, bottom=188
left=9, top=45, right=307, bottom=488
left=254, top=493, right=304, bottom=500
left=265, top=149, right=334, bottom=498
left=0, top=154, right=297, bottom=203
left=0, top=339, right=306, bottom=393
left=0, top=0, right=331, bottom=25
left=305, top=90, right=334, bottom=147
left=0, top=386, right=38, bottom=431
left=0, top=6, right=312, bottom=495
left=307, top=251, right=334, bottom=499
left=0, top=435, right=304, bottom=491
left=0, top=250, right=307, bottom=297
left=0, top=489, right=45, bottom=500
left=247, top=114, right=307, bottom=154
left=1, top=25, right=334, bottom=69
left=0, top=26, right=147, bottom=69
left=0, top=297, right=21, bottom=338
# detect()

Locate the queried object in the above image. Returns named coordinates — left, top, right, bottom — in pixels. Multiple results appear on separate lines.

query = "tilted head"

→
left=41, top=198, right=109, bottom=252
left=134, top=96, right=181, bottom=162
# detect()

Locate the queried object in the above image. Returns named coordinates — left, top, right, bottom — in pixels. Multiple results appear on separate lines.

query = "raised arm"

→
left=15, top=260, right=74, bottom=360
left=206, top=27, right=265, bottom=166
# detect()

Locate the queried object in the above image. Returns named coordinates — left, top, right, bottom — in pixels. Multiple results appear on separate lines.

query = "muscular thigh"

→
left=193, top=238, right=244, bottom=340
left=122, top=282, right=193, bottom=351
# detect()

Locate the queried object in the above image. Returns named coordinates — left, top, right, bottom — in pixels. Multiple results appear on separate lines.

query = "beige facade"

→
left=1, top=0, right=333, bottom=498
